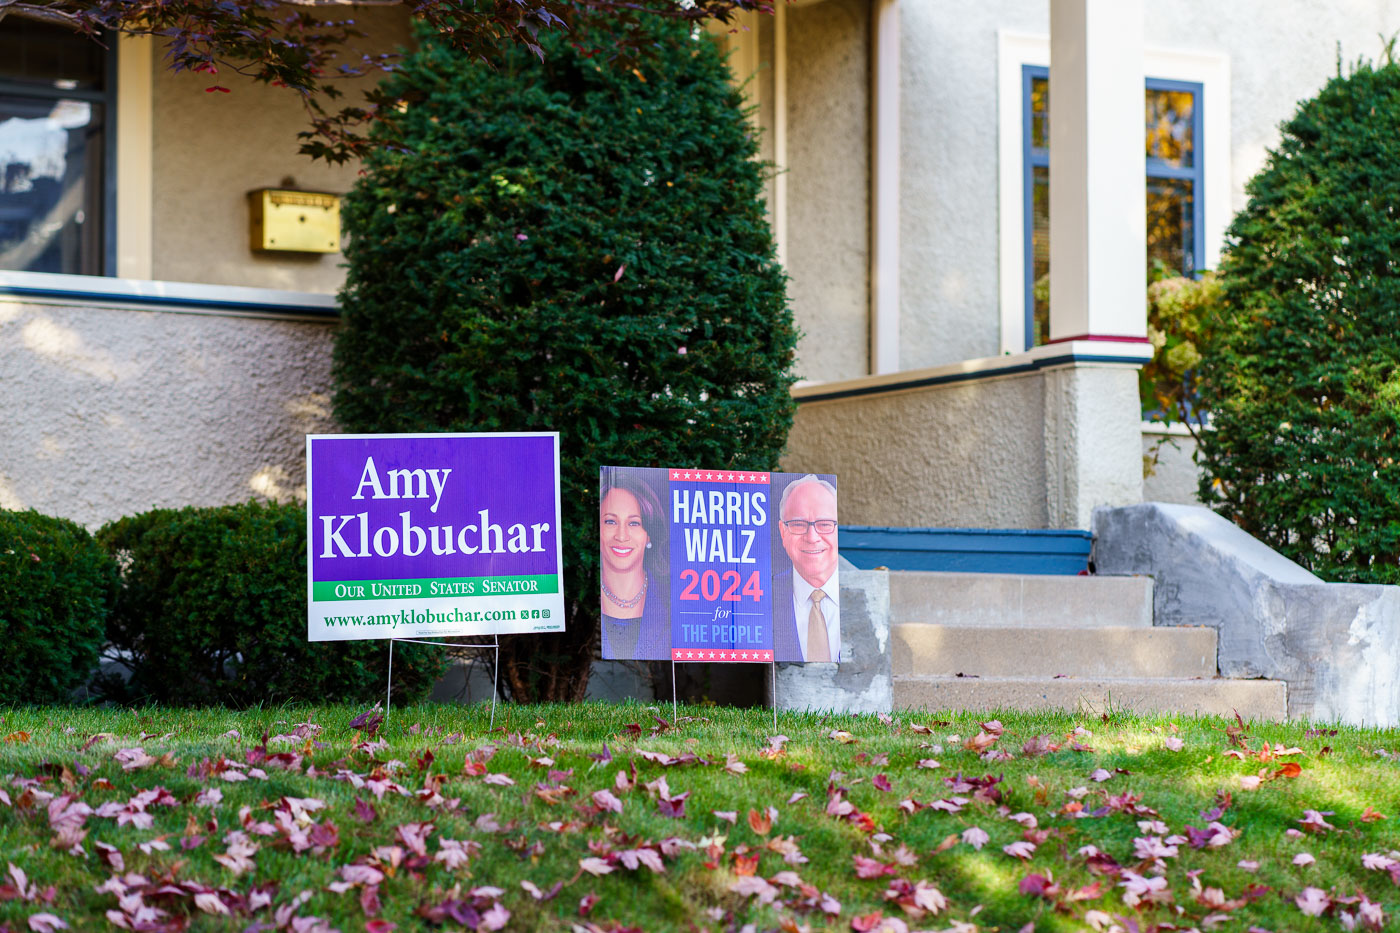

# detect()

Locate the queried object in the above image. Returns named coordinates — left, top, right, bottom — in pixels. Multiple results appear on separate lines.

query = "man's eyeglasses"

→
left=781, top=519, right=837, bottom=534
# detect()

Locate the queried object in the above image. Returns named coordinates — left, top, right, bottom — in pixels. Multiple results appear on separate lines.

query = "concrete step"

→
left=893, top=675, right=1287, bottom=721
left=892, top=624, right=1216, bottom=679
left=890, top=571, right=1153, bottom=628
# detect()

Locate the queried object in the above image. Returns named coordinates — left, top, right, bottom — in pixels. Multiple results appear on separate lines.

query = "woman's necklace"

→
left=602, top=574, right=647, bottom=610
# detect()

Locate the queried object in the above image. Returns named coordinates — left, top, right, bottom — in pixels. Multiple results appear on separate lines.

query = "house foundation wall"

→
left=0, top=296, right=336, bottom=529
left=1142, top=424, right=1204, bottom=506
left=784, top=356, right=1144, bottom=530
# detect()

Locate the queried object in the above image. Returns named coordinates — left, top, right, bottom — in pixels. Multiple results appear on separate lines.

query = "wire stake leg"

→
left=671, top=660, right=678, bottom=723
left=385, top=637, right=501, bottom=730
left=490, top=638, right=500, bottom=732
left=771, top=661, right=778, bottom=733
left=386, top=639, right=395, bottom=717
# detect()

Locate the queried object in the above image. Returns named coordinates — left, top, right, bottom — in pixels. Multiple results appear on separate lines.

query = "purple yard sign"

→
left=307, top=433, right=564, bottom=641
left=599, top=466, right=840, bottom=664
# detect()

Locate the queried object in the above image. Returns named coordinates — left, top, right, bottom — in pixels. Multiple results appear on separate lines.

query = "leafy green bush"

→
left=1196, top=60, right=1400, bottom=582
left=0, top=509, right=115, bottom=703
left=1141, top=266, right=1220, bottom=427
left=97, top=502, right=445, bottom=706
left=333, top=18, right=797, bottom=699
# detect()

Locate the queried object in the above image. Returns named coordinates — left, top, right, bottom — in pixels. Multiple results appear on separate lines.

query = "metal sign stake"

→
left=772, top=661, right=778, bottom=733
left=667, top=657, right=779, bottom=732
left=385, top=637, right=501, bottom=731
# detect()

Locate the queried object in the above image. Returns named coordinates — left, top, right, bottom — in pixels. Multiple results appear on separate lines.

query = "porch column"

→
left=869, top=0, right=900, bottom=374
left=1047, top=0, right=1145, bottom=342
left=1043, top=0, right=1148, bottom=529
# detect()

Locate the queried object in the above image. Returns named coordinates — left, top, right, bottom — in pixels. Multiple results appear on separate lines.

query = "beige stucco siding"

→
left=893, top=0, right=1400, bottom=371
left=1142, top=424, right=1204, bottom=507
left=0, top=299, right=335, bottom=528
left=785, top=0, right=870, bottom=382
left=783, top=370, right=1049, bottom=528
left=898, top=0, right=1046, bottom=370
left=149, top=7, right=413, bottom=293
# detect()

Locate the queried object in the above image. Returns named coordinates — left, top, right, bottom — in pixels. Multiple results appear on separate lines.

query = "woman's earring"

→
left=646, top=542, right=652, bottom=548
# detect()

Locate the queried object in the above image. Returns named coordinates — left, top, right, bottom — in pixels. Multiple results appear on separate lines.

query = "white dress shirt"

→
left=791, top=567, right=840, bottom=662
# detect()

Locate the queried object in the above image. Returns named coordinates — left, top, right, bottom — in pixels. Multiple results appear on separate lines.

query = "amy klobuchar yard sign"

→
left=306, top=433, right=565, bottom=641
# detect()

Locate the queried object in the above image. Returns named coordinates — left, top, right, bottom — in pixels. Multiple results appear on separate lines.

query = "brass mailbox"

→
left=248, top=188, right=341, bottom=253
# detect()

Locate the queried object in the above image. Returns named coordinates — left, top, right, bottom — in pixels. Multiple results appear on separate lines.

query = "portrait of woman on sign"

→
left=599, top=469, right=671, bottom=660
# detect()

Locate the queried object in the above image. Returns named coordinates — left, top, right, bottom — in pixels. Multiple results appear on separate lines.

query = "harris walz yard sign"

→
left=306, top=433, right=564, bottom=641
left=599, top=466, right=840, bottom=664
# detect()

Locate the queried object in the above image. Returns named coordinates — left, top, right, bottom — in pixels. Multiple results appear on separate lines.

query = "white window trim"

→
left=996, top=31, right=1230, bottom=355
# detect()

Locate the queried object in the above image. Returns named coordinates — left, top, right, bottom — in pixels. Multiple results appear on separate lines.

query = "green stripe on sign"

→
left=313, top=575, right=558, bottom=602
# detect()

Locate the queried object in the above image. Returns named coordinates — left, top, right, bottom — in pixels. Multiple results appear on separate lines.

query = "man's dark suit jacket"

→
left=771, top=571, right=803, bottom=662
left=770, top=571, right=842, bottom=663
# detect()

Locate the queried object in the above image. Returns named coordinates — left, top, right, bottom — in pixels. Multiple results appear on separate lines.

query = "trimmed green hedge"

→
left=333, top=17, right=797, bottom=700
left=96, top=502, right=445, bottom=706
left=0, top=509, right=115, bottom=703
left=1196, top=60, right=1400, bottom=583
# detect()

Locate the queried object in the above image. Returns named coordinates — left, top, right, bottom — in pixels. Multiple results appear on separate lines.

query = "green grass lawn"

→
left=0, top=702, right=1397, bottom=932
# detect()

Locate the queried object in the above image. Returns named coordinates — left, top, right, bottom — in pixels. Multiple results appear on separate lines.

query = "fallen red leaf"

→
left=853, top=855, right=897, bottom=879
left=851, top=910, right=884, bottom=931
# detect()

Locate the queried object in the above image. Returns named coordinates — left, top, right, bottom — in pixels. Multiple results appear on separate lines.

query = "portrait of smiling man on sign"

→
left=771, top=473, right=839, bottom=663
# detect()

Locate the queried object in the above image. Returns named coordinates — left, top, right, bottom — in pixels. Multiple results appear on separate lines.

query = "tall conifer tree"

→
left=333, top=18, right=797, bottom=699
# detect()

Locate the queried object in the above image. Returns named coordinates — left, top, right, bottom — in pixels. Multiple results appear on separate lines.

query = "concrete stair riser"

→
left=890, top=571, right=1152, bottom=628
left=892, top=624, right=1217, bottom=679
left=893, top=676, right=1287, bottom=721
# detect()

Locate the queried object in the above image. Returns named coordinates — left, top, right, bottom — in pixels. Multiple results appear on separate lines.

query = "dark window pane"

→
left=1030, top=75, right=1049, bottom=150
left=1145, top=87, right=1193, bottom=168
left=1147, top=176, right=1195, bottom=275
left=0, top=95, right=104, bottom=275
left=0, top=20, right=105, bottom=91
left=1031, top=164, right=1049, bottom=346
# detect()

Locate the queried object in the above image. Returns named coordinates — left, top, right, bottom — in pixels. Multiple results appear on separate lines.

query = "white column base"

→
left=1043, top=363, right=1145, bottom=530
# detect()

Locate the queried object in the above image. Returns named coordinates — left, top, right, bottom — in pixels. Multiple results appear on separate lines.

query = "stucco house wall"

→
left=784, top=355, right=1146, bottom=530
left=786, top=0, right=871, bottom=382
left=785, top=369, right=1050, bottom=528
left=5, top=1, right=1395, bottom=532
left=123, top=1, right=1400, bottom=378
left=0, top=293, right=336, bottom=528
left=1142, top=423, right=1204, bottom=507
left=753, top=0, right=1400, bottom=381
left=145, top=7, right=414, bottom=293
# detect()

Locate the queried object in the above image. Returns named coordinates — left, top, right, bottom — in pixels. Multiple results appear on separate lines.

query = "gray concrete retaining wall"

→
left=773, top=563, right=892, bottom=714
left=1093, top=502, right=1400, bottom=726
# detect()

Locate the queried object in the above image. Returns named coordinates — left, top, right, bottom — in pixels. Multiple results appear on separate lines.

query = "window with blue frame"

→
left=1022, top=65, right=1204, bottom=348
left=0, top=19, right=114, bottom=276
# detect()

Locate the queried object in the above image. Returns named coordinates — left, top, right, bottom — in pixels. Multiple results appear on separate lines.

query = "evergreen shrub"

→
left=0, top=509, right=115, bottom=703
left=96, top=502, right=445, bottom=705
left=333, top=18, right=797, bottom=699
left=1197, top=60, right=1400, bottom=582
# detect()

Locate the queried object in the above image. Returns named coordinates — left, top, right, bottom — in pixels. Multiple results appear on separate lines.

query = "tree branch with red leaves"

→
left=0, top=0, right=771, bottom=162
